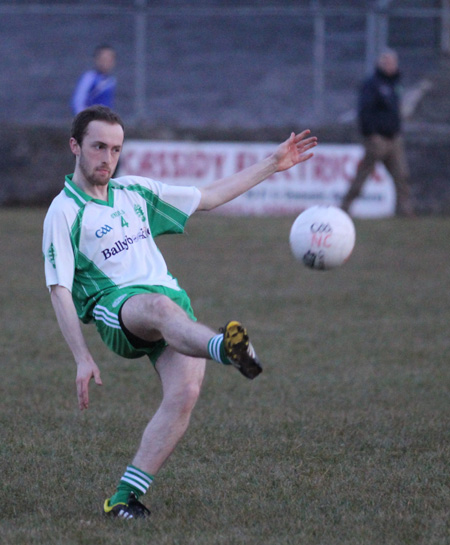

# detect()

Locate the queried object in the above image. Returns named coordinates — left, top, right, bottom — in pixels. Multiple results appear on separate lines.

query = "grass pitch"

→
left=0, top=208, right=449, bottom=545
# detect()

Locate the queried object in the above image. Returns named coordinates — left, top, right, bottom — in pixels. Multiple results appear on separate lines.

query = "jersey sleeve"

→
left=147, top=181, right=201, bottom=237
left=115, top=176, right=201, bottom=237
left=140, top=177, right=201, bottom=216
left=42, top=199, right=76, bottom=292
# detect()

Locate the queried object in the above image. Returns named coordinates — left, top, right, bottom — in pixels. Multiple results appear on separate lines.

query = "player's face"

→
left=76, top=120, right=124, bottom=188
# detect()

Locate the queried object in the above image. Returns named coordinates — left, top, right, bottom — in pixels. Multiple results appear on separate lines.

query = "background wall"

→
left=0, top=0, right=448, bottom=213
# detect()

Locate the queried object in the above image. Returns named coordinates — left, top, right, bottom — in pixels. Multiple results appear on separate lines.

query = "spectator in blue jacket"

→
left=341, top=49, right=415, bottom=217
left=71, top=45, right=117, bottom=115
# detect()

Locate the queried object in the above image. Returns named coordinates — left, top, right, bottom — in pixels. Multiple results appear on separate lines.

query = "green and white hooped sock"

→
left=109, top=465, right=154, bottom=506
left=208, top=334, right=230, bottom=365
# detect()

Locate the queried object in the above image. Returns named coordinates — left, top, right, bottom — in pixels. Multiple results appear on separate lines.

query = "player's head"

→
left=70, top=106, right=124, bottom=186
left=377, top=49, right=398, bottom=76
left=71, top=105, right=124, bottom=147
left=94, top=44, right=116, bottom=74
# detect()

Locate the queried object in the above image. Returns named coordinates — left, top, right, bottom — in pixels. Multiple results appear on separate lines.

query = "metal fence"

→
left=0, top=1, right=445, bottom=128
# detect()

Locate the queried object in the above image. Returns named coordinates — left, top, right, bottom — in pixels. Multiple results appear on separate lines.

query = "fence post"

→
left=442, top=0, right=450, bottom=54
left=366, top=9, right=378, bottom=75
left=134, top=0, right=147, bottom=125
left=377, top=12, right=389, bottom=53
left=312, top=1, right=325, bottom=124
left=366, top=1, right=391, bottom=76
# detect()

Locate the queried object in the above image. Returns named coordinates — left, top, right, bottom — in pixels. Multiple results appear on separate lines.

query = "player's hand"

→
left=274, top=130, right=317, bottom=172
left=75, top=359, right=103, bottom=410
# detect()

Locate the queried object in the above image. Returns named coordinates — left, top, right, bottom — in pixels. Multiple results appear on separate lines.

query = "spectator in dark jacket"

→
left=341, top=49, right=414, bottom=216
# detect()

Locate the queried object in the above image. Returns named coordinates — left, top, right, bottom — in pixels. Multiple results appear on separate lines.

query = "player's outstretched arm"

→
left=197, top=130, right=317, bottom=211
left=50, top=285, right=103, bottom=410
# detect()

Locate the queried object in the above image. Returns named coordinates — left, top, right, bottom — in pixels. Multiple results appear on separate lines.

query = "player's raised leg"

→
left=120, top=293, right=262, bottom=379
left=121, top=292, right=216, bottom=355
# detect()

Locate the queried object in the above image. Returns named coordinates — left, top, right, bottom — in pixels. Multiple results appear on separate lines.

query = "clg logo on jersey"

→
left=95, top=224, right=113, bottom=238
left=134, top=204, right=146, bottom=222
left=47, top=243, right=57, bottom=269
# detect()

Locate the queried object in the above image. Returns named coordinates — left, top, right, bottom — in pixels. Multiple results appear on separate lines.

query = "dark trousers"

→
left=342, top=134, right=413, bottom=216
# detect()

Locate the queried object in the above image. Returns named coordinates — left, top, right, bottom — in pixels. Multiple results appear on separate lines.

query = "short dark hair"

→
left=71, top=105, right=124, bottom=146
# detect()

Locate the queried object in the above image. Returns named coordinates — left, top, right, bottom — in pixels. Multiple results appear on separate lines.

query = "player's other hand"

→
left=76, top=359, right=103, bottom=410
left=274, top=130, right=318, bottom=172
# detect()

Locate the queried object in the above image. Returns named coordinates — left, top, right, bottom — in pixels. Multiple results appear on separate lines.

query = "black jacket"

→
left=358, top=68, right=401, bottom=138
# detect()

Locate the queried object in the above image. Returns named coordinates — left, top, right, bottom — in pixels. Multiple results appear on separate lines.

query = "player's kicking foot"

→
left=222, top=320, right=263, bottom=379
left=103, top=492, right=150, bottom=519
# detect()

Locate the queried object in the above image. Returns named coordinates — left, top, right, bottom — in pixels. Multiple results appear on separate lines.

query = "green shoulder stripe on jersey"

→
left=111, top=183, right=189, bottom=237
left=70, top=206, right=85, bottom=260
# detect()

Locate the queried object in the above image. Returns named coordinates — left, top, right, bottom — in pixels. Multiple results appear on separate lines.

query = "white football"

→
left=289, top=205, right=356, bottom=270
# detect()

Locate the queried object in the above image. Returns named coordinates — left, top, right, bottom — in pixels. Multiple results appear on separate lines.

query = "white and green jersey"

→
left=43, top=174, right=201, bottom=323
